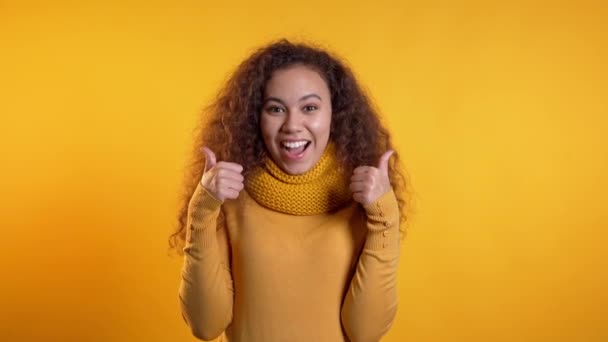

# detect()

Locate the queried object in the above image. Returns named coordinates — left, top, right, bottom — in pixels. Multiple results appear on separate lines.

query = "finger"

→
left=223, top=189, right=241, bottom=200
left=349, top=181, right=368, bottom=193
left=351, top=172, right=374, bottom=182
left=200, top=146, right=217, bottom=171
left=378, top=150, right=395, bottom=176
left=217, top=179, right=245, bottom=192
left=216, top=168, right=245, bottom=182
left=353, top=166, right=373, bottom=174
left=352, top=192, right=367, bottom=204
left=216, top=161, right=244, bottom=173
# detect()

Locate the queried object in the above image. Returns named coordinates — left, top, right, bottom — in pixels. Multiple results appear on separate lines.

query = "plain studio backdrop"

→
left=0, top=0, right=606, bottom=341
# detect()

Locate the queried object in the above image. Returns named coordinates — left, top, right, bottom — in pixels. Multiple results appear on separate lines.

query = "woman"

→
left=168, top=39, right=410, bottom=342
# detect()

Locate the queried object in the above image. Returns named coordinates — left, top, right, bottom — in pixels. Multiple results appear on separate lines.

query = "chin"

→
left=283, top=163, right=311, bottom=175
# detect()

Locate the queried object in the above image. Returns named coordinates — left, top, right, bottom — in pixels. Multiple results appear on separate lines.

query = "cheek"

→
left=260, top=118, right=276, bottom=141
left=309, top=112, right=332, bottom=137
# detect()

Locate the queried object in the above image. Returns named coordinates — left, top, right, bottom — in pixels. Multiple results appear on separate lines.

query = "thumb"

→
left=200, top=146, right=217, bottom=171
left=378, top=150, right=394, bottom=176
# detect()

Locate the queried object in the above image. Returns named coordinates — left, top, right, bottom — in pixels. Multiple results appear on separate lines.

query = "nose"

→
left=280, top=111, right=303, bottom=133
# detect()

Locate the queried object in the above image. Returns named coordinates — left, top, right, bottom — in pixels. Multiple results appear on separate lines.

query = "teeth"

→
left=282, top=141, right=308, bottom=149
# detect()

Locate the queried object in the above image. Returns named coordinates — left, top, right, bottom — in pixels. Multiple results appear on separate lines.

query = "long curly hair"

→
left=168, top=39, right=413, bottom=256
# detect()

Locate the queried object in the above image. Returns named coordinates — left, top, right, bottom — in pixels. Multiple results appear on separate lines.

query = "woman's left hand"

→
left=349, top=150, right=394, bottom=205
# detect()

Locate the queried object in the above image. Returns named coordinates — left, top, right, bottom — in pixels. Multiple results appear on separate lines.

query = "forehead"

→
left=264, top=65, right=330, bottom=98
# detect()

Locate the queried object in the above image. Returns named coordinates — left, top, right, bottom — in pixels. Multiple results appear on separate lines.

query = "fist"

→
left=199, top=147, right=244, bottom=202
left=349, top=150, right=394, bottom=205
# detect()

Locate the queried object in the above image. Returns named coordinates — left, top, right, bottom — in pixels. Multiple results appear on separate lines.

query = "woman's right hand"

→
left=199, top=147, right=244, bottom=202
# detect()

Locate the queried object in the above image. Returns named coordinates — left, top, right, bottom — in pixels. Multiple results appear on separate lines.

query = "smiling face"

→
left=260, top=64, right=332, bottom=175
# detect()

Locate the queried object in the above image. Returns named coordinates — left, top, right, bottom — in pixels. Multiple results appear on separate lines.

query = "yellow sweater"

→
left=178, top=154, right=401, bottom=342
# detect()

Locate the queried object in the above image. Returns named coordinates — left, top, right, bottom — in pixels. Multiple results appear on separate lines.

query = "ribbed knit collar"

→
left=245, top=144, right=352, bottom=215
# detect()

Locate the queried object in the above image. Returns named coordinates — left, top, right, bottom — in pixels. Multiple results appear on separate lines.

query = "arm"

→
left=341, top=189, right=401, bottom=342
left=178, top=183, right=234, bottom=341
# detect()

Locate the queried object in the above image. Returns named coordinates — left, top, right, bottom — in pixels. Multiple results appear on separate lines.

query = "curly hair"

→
left=168, top=39, right=413, bottom=256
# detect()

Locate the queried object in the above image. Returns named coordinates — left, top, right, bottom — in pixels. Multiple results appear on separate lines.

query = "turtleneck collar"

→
left=245, top=143, right=352, bottom=215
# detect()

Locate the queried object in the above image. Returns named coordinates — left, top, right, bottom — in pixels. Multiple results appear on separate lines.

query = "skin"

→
left=199, top=64, right=394, bottom=205
left=349, top=150, right=394, bottom=205
left=260, top=64, right=332, bottom=176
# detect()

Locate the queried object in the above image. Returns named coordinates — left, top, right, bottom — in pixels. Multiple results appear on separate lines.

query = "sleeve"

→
left=340, top=189, right=401, bottom=342
left=178, top=182, right=234, bottom=341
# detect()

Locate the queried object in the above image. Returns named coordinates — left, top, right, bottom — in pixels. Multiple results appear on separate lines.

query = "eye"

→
left=266, top=105, right=285, bottom=113
left=303, top=105, right=318, bottom=112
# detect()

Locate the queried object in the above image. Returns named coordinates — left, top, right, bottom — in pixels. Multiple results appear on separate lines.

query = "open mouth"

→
left=281, top=140, right=311, bottom=159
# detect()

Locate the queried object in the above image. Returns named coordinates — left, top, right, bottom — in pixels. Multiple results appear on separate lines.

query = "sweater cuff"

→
left=362, top=190, right=400, bottom=251
left=185, top=183, right=223, bottom=250
left=188, top=182, right=223, bottom=224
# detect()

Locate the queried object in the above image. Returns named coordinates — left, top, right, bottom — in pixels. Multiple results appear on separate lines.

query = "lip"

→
left=278, top=140, right=311, bottom=161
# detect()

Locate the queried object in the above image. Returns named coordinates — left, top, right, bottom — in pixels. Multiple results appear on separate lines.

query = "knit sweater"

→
left=178, top=156, right=401, bottom=342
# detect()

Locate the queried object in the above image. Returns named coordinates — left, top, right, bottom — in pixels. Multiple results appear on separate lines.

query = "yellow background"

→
left=1, top=0, right=606, bottom=341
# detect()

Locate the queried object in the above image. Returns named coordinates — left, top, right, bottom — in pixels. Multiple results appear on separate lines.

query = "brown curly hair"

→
left=168, top=39, right=413, bottom=256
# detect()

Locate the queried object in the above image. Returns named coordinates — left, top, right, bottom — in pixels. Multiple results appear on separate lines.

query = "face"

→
left=260, top=64, right=332, bottom=175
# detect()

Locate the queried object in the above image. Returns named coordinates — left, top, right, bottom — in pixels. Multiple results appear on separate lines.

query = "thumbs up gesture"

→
left=199, top=147, right=245, bottom=202
left=350, top=150, right=394, bottom=205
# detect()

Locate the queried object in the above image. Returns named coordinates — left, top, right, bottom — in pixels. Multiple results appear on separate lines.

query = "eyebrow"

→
left=264, top=93, right=322, bottom=104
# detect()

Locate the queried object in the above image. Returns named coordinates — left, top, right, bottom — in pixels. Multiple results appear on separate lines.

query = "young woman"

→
left=168, top=39, right=410, bottom=342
